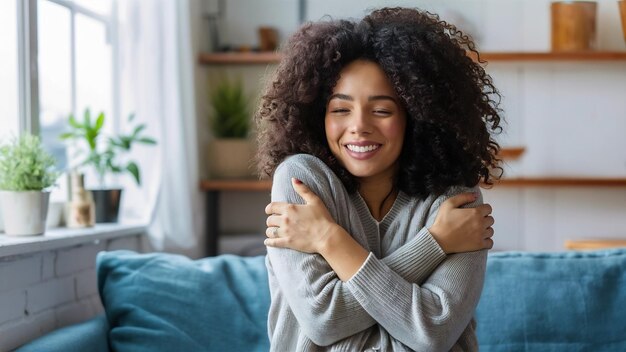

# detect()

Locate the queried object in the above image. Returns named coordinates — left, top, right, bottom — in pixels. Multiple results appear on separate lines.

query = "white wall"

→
left=194, top=0, right=626, bottom=252
left=0, top=236, right=142, bottom=351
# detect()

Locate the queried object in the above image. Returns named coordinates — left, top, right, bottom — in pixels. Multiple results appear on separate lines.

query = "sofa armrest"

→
left=16, top=315, right=109, bottom=352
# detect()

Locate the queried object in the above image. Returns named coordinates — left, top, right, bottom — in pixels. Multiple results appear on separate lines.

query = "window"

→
left=0, top=0, right=20, bottom=141
left=2, top=0, right=116, bottom=174
left=37, top=0, right=115, bottom=172
left=4, top=0, right=152, bottom=224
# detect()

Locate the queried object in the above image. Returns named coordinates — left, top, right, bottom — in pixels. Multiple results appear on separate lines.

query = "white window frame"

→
left=16, top=0, right=120, bottom=137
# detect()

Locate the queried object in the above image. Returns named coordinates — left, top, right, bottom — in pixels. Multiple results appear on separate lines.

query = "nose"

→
left=349, top=110, right=372, bottom=135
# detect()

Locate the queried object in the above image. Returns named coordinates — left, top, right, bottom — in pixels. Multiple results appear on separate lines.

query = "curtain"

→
left=117, top=0, right=204, bottom=258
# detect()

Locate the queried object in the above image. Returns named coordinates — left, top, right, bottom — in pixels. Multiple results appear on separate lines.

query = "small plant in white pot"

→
left=207, top=76, right=254, bottom=179
left=0, top=134, right=59, bottom=236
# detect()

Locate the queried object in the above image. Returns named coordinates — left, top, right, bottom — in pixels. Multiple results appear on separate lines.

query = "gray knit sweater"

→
left=266, top=154, right=487, bottom=352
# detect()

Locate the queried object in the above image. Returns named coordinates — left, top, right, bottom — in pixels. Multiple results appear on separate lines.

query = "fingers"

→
left=265, top=214, right=283, bottom=228
left=265, top=226, right=280, bottom=238
left=443, top=192, right=478, bottom=209
left=291, top=178, right=318, bottom=204
left=485, top=215, right=495, bottom=228
left=264, top=237, right=289, bottom=248
left=477, top=203, right=493, bottom=217
left=265, top=202, right=301, bottom=220
left=264, top=228, right=291, bottom=247
left=483, top=237, right=494, bottom=250
left=482, top=227, right=494, bottom=249
left=484, top=226, right=494, bottom=238
left=265, top=178, right=318, bottom=215
left=265, top=202, right=290, bottom=215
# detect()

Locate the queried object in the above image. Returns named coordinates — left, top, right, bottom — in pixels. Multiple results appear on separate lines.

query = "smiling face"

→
left=324, top=60, right=407, bottom=184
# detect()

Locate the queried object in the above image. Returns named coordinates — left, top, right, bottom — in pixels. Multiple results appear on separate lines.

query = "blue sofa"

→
left=17, top=249, right=626, bottom=351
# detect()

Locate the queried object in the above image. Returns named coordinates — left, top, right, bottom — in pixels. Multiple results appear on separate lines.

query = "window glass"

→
left=0, top=0, right=20, bottom=141
left=74, top=0, right=111, bottom=16
left=38, top=0, right=72, bottom=170
left=75, top=13, right=113, bottom=132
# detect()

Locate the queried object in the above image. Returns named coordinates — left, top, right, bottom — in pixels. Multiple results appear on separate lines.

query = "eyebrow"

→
left=368, top=95, right=397, bottom=103
left=328, top=93, right=353, bottom=101
left=328, top=93, right=397, bottom=103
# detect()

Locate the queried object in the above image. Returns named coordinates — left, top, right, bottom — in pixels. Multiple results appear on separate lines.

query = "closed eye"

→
left=331, top=108, right=350, bottom=114
left=373, top=109, right=391, bottom=116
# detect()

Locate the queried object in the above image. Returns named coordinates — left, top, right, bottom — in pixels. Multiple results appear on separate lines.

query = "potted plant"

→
left=60, top=109, right=156, bottom=223
left=0, top=134, right=59, bottom=236
left=207, top=76, right=254, bottom=179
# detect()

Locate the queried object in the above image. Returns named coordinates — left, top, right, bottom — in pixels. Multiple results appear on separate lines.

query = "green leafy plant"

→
left=0, top=134, right=59, bottom=191
left=60, top=109, right=157, bottom=186
left=209, top=77, right=250, bottom=138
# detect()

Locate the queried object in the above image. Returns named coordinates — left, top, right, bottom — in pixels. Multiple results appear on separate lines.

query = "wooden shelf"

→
left=565, top=239, right=626, bottom=250
left=199, top=51, right=626, bottom=65
left=198, top=52, right=281, bottom=65
left=475, top=51, right=626, bottom=62
left=200, top=179, right=272, bottom=191
left=200, top=177, right=626, bottom=191
left=498, top=146, right=525, bottom=160
left=494, top=177, right=626, bottom=187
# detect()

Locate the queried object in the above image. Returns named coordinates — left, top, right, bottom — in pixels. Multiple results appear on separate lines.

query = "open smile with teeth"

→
left=346, top=144, right=381, bottom=153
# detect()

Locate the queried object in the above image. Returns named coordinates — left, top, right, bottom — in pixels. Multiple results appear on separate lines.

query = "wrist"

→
left=318, top=224, right=347, bottom=257
left=318, top=225, right=370, bottom=282
left=428, top=226, right=451, bottom=254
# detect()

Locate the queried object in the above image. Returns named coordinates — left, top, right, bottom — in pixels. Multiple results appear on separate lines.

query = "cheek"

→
left=383, top=119, right=406, bottom=142
left=324, top=117, right=342, bottom=144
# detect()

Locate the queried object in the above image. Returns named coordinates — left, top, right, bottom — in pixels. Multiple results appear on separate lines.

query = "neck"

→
left=358, top=177, right=397, bottom=222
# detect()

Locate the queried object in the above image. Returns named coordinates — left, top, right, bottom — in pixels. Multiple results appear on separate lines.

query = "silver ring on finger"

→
left=273, top=226, right=279, bottom=238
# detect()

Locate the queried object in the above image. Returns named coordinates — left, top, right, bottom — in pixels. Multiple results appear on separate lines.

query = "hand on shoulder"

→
left=265, top=177, right=339, bottom=254
left=428, top=191, right=495, bottom=254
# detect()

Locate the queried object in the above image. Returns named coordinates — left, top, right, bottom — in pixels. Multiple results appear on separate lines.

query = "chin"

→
left=343, top=165, right=376, bottom=178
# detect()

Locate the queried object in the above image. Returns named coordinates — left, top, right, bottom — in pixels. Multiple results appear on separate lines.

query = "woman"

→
left=255, top=7, right=502, bottom=351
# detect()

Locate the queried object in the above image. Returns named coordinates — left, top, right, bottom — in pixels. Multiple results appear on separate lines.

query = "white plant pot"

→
left=0, top=191, right=50, bottom=236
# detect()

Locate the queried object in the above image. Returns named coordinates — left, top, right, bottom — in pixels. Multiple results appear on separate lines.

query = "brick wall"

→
left=0, top=235, right=142, bottom=351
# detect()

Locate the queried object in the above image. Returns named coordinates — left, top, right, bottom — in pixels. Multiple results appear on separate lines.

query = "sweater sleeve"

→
left=345, top=187, right=488, bottom=351
left=381, top=227, right=446, bottom=284
left=266, top=156, right=376, bottom=345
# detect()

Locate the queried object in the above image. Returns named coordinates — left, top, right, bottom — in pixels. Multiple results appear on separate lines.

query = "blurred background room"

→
left=1, top=0, right=625, bottom=349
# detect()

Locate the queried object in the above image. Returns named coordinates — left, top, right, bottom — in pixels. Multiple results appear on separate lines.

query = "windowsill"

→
left=0, top=223, right=147, bottom=258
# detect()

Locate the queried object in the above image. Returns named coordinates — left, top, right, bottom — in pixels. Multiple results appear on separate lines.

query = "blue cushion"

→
left=97, top=250, right=270, bottom=352
left=476, top=249, right=626, bottom=351
left=16, top=315, right=110, bottom=352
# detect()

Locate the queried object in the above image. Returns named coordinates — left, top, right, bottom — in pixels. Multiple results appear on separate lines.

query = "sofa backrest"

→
left=476, top=249, right=626, bottom=351
left=95, top=249, right=626, bottom=351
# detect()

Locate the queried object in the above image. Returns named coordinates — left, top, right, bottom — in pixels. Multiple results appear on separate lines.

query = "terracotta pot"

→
left=207, top=139, right=254, bottom=179
left=551, top=1, right=597, bottom=51
left=258, top=27, right=278, bottom=51
left=617, top=1, right=626, bottom=41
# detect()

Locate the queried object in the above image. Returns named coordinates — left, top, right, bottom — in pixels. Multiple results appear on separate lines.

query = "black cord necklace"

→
left=378, top=186, right=397, bottom=220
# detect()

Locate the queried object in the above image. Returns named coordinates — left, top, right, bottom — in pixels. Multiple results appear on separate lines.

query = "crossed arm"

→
left=265, top=157, right=493, bottom=349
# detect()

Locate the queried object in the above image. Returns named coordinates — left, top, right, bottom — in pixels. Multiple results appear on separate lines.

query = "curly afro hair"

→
left=255, top=7, right=503, bottom=198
